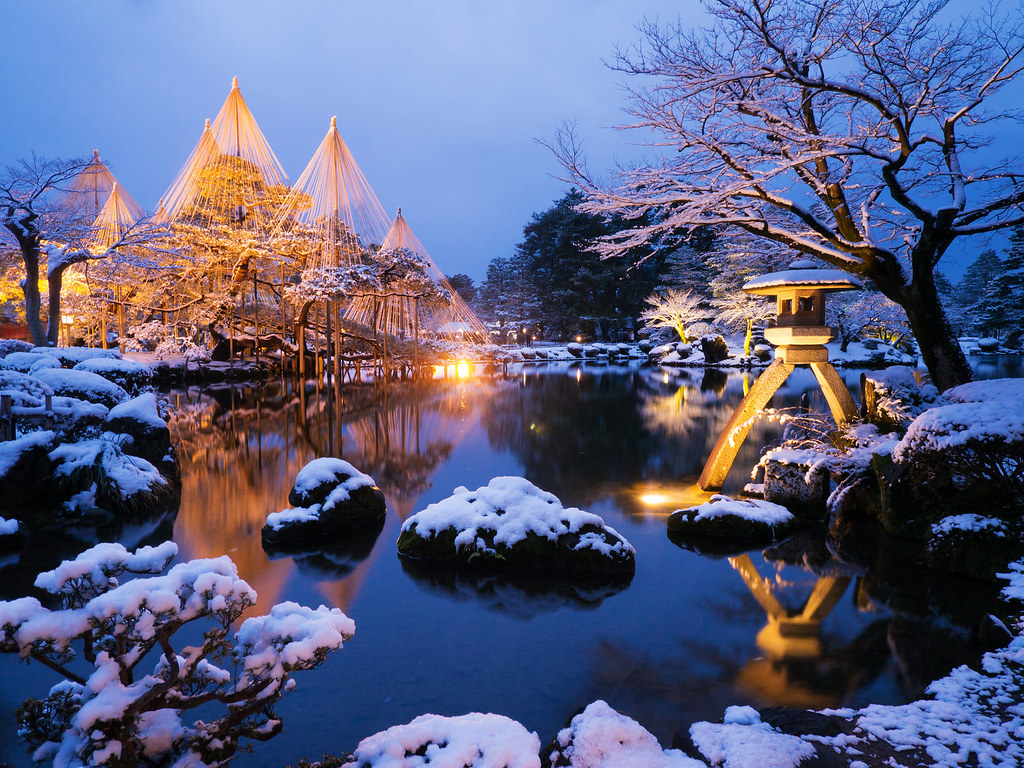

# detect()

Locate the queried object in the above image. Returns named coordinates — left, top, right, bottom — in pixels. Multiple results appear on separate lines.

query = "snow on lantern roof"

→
left=743, top=260, right=862, bottom=295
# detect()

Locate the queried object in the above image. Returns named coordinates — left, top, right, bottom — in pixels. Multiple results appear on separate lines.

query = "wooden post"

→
left=239, top=296, right=246, bottom=360
left=253, top=272, right=260, bottom=367
left=0, top=394, right=12, bottom=441
left=117, top=285, right=125, bottom=352
left=381, top=295, right=388, bottom=382
left=280, top=262, right=287, bottom=341
left=334, top=301, right=342, bottom=390
left=414, top=295, right=420, bottom=380
left=325, top=301, right=333, bottom=389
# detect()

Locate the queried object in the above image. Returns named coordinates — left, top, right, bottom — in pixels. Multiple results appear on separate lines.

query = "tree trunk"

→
left=20, top=251, right=46, bottom=346
left=46, top=267, right=66, bottom=346
left=901, top=274, right=973, bottom=391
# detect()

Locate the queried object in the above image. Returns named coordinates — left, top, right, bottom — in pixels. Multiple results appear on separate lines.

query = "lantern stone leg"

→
left=698, top=359, right=795, bottom=491
left=809, top=361, right=859, bottom=425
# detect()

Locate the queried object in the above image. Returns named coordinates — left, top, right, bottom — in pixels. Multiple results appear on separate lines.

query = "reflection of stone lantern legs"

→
left=698, top=261, right=862, bottom=491
left=730, top=554, right=851, bottom=660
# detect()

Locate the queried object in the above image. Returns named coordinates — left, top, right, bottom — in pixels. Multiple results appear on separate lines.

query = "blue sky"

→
left=1, top=1, right=1015, bottom=283
left=0, top=0, right=699, bottom=282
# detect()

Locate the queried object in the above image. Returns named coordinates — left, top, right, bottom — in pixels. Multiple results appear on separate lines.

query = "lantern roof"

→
left=743, top=260, right=862, bottom=296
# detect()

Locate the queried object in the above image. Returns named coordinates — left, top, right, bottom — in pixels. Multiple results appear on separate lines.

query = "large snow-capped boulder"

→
left=667, top=494, right=796, bottom=549
left=33, top=368, right=129, bottom=408
left=545, top=700, right=704, bottom=768
left=105, top=393, right=172, bottom=471
left=759, top=448, right=830, bottom=518
left=50, top=437, right=169, bottom=513
left=262, top=458, right=386, bottom=544
left=397, top=476, right=635, bottom=575
left=74, top=357, right=152, bottom=396
left=352, top=713, right=541, bottom=768
left=700, top=334, right=730, bottom=364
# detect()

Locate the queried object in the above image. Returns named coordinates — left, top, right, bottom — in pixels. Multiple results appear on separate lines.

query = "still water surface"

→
left=0, top=361, right=1006, bottom=766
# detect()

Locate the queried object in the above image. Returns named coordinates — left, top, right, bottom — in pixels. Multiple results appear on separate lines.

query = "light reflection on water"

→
left=0, top=362, right=1003, bottom=766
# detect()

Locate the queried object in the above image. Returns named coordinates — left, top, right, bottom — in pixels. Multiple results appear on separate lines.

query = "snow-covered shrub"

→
left=0, top=338, right=35, bottom=357
left=34, top=368, right=129, bottom=409
left=122, top=321, right=168, bottom=352
left=0, top=541, right=354, bottom=768
left=34, top=346, right=121, bottom=368
left=74, top=358, right=153, bottom=396
left=0, top=369, right=54, bottom=400
left=153, top=337, right=211, bottom=362
left=891, top=402, right=1024, bottom=515
left=2, top=351, right=49, bottom=372
left=861, top=366, right=939, bottom=433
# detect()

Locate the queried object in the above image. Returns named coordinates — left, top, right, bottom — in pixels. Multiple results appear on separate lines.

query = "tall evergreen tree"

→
left=956, top=251, right=1004, bottom=336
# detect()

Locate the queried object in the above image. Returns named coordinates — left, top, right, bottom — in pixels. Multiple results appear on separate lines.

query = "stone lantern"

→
left=698, top=260, right=862, bottom=492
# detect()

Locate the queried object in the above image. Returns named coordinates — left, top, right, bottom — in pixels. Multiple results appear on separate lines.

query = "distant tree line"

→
left=939, top=225, right=1024, bottom=340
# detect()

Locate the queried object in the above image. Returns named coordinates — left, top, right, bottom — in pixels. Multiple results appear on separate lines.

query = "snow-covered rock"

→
left=667, top=494, right=797, bottom=549
left=759, top=447, right=830, bottom=517
left=262, top=458, right=386, bottom=544
left=351, top=712, right=541, bottom=768
left=74, top=357, right=152, bottom=395
left=50, top=436, right=169, bottom=512
left=106, top=393, right=173, bottom=470
left=546, top=699, right=705, bottom=768
left=34, top=367, right=129, bottom=408
left=398, top=476, right=636, bottom=575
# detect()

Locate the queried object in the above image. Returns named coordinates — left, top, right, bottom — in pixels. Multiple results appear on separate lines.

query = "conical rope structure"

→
left=160, top=77, right=289, bottom=228
left=92, top=182, right=146, bottom=249
left=343, top=208, right=488, bottom=339
left=276, top=115, right=391, bottom=269
left=53, top=150, right=119, bottom=221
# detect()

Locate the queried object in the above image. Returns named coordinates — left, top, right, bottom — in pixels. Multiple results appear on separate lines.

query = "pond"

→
left=0, top=359, right=1009, bottom=766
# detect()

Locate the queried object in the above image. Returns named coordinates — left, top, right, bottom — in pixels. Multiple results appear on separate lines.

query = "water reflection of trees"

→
left=481, top=368, right=805, bottom=509
left=169, top=379, right=479, bottom=612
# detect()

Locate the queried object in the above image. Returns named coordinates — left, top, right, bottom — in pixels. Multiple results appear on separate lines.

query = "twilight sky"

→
left=0, top=0, right=701, bottom=282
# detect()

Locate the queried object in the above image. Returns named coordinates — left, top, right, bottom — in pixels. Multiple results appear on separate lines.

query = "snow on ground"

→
left=690, top=707, right=816, bottom=768
left=402, top=476, right=634, bottom=558
left=805, top=561, right=1024, bottom=768
left=931, top=514, right=1007, bottom=537
left=351, top=712, right=541, bottom=768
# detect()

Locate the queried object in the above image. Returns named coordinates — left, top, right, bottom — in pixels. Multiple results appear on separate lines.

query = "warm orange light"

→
left=576, top=335, right=582, bottom=343
left=455, top=360, right=470, bottom=378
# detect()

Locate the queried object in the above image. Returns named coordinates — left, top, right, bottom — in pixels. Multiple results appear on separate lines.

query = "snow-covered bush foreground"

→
left=0, top=542, right=354, bottom=768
